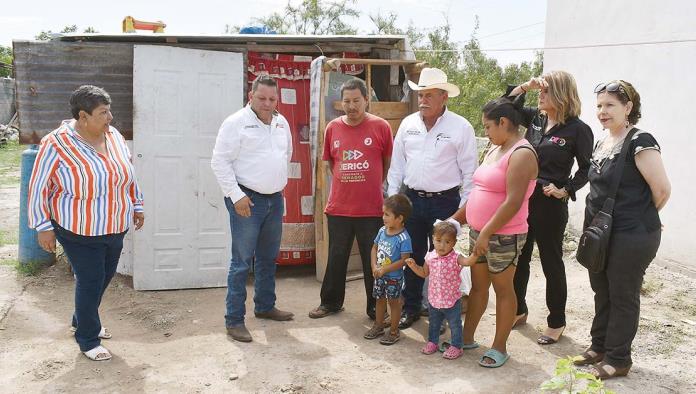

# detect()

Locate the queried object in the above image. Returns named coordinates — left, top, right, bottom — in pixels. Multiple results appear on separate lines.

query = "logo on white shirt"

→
left=364, top=137, right=372, bottom=146
left=435, top=133, right=451, bottom=142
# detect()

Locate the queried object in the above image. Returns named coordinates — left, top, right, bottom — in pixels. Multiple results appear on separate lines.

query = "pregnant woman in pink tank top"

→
left=450, top=97, right=538, bottom=368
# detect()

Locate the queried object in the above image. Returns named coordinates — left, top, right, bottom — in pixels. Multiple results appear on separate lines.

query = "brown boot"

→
left=226, top=324, right=252, bottom=342
left=255, top=307, right=294, bottom=321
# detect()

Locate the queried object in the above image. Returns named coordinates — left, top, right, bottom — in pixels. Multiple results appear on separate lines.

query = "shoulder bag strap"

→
left=601, top=128, right=638, bottom=213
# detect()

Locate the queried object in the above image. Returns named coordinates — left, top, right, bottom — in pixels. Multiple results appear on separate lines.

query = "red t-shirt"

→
left=323, top=114, right=393, bottom=217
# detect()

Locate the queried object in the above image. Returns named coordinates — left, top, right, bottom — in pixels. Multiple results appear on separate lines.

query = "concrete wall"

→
left=544, top=1, right=696, bottom=268
left=0, top=78, right=15, bottom=124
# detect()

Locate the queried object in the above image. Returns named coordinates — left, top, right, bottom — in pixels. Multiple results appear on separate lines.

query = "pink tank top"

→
left=466, top=139, right=536, bottom=235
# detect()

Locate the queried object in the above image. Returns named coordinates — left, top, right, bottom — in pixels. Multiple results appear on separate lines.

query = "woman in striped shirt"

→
left=28, top=85, right=144, bottom=361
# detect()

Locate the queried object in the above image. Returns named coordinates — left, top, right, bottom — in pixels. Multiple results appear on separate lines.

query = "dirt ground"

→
left=2, top=175, right=696, bottom=393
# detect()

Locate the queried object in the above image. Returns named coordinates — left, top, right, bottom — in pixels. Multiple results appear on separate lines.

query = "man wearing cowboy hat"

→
left=387, top=67, right=478, bottom=329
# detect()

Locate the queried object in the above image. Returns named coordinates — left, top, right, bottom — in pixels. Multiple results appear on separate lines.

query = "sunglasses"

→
left=594, top=81, right=631, bottom=101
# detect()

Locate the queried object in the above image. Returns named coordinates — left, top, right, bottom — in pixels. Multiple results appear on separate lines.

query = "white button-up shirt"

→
left=211, top=105, right=293, bottom=203
left=387, top=108, right=477, bottom=207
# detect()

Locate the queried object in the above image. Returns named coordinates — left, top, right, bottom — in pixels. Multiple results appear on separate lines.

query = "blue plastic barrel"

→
left=18, top=144, right=55, bottom=267
left=239, top=26, right=277, bottom=34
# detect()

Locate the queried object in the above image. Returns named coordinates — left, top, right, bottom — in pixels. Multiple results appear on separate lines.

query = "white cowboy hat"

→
left=407, top=67, right=460, bottom=98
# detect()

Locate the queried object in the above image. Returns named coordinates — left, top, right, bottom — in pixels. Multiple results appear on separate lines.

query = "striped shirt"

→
left=28, top=120, right=144, bottom=236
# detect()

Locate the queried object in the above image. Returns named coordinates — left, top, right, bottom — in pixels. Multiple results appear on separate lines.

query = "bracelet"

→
left=520, top=84, right=528, bottom=93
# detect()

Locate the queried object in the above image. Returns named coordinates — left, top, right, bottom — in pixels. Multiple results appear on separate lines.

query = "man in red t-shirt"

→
left=309, top=78, right=393, bottom=320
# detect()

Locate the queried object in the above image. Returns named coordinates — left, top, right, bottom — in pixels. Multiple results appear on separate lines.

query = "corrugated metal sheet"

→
left=14, top=34, right=408, bottom=143
left=14, top=41, right=134, bottom=144
left=0, top=78, right=15, bottom=124
left=58, top=33, right=405, bottom=46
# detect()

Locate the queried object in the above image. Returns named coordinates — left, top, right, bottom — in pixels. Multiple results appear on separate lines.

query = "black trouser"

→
left=514, top=186, right=569, bottom=328
left=589, top=230, right=660, bottom=367
left=320, top=215, right=383, bottom=316
left=402, top=188, right=460, bottom=316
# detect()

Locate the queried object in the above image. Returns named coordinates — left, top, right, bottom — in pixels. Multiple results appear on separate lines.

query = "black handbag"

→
left=576, top=128, right=637, bottom=273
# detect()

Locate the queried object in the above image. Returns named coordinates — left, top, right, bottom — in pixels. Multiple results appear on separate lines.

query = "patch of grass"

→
left=0, top=140, right=23, bottom=187
left=672, top=289, right=696, bottom=317
left=0, top=258, right=50, bottom=276
left=640, top=277, right=664, bottom=296
left=0, top=229, right=19, bottom=247
left=638, top=318, right=688, bottom=355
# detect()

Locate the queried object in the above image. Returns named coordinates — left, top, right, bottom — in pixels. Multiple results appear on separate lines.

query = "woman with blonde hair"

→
left=506, top=71, right=594, bottom=344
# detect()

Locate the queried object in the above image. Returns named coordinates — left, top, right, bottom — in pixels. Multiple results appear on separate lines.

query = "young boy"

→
left=364, top=194, right=413, bottom=345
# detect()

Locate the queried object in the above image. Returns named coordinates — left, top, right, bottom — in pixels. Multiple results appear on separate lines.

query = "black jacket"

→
left=505, top=86, right=594, bottom=200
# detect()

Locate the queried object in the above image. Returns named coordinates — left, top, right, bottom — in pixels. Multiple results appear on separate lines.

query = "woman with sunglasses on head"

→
left=572, top=80, right=670, bottom=379
left=505, top=71, right=594, bottom=345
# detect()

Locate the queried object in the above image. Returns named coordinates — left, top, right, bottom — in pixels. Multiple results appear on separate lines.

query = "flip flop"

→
left=478, top=349, right=510, bottom=368
left=439, top=341, right=479, bottom=352
left=71, top=326, right=112, bottom=339
left=83, top=345, right=112, bottom=361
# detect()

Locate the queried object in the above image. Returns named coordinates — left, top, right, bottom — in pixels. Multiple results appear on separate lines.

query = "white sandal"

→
left=83, top=345, right=112, bottom=361
left=71, top=326, right=112, bottom=339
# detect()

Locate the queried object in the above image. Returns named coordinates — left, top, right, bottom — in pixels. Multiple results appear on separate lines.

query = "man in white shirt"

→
left=211, top=75, right=294, bottom=342
left=387, top=68, right=478, bottom=329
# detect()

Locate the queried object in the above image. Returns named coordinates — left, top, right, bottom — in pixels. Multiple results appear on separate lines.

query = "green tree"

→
left=35, top=25, right=98, bottom=41
left=236, top=0, right=360, bottom=35
left=0, top=46, right=12, bottom=78
left=408, top=17, right=544, bottom=135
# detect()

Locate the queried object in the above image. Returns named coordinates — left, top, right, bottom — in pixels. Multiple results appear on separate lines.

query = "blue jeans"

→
left=224, top=190, right=284, bottom=327
left=403, top=188, right=460, bottom=315
left=53, top=222, right=126, bottom=352
left=428, top=299, right=463, bottom=348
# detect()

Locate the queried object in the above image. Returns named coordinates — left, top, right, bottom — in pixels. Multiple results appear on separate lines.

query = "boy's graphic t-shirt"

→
left=374, top=226, right=412, bottom=279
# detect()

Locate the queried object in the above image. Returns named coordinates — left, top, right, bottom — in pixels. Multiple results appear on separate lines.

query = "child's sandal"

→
left=443, top=345, right=464, bottom=360
left=422, top=341, right=438, bottom=355
left=363, top=325, right=384, bottom=340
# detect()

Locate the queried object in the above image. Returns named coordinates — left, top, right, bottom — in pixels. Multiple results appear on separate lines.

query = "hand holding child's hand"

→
left=405, top=258, right=416, bottom=269
left=459, top=254, right=477, bottom=267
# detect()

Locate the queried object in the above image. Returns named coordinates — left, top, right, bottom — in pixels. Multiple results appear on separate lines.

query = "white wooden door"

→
left=132, top=45, right=244, bottom=290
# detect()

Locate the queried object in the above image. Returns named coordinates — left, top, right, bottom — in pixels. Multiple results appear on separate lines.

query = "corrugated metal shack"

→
left=14, top=34, right=412, bottom=143
left=12, top=34, right=422, bottom=290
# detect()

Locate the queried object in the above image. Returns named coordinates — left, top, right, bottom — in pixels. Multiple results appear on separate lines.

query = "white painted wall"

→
left=544, top=0, right=696, bottom=267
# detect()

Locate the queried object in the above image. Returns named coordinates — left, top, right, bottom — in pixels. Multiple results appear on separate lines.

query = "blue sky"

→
left=2, top=0, right=547, bottom=66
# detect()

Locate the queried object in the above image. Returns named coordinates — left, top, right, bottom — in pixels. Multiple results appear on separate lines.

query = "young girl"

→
left=364, top=194, right=413, bottom=345
left=405, top=221, right=474, bottom=360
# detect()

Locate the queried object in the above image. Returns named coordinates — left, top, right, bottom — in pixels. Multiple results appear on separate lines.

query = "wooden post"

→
left=314, top=70, right=330, bottom=281
left=366, top=64, right=372, bottom=104
left=313, top=58, right=426, bottom=282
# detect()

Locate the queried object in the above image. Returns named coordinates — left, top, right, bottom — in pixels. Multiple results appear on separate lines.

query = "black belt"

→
left=406, top=186, right=460, bottom=198
left=239, top=184, right=281, bottom=197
